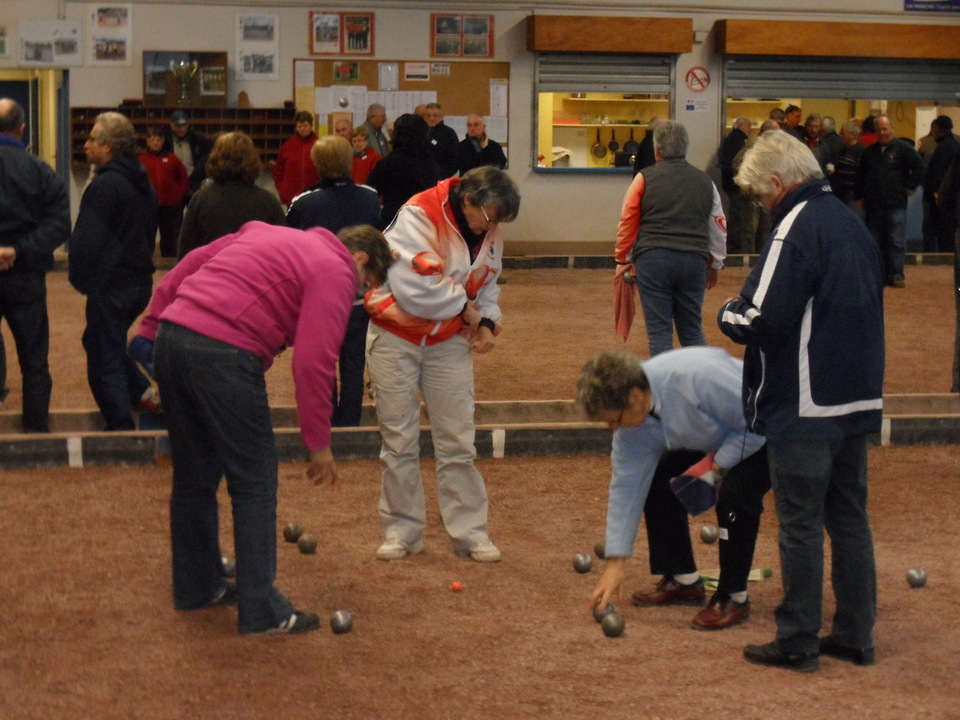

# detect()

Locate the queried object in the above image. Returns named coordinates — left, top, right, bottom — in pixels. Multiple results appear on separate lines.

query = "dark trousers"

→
left=644, top=446, right=771, bottom=597
left=82, top=283, right=153, bottom=430
left=0, top=273, right=52, bottom=431
left=157, top=204, right=185, bottom=259
left=766, top=434, right=876, bottom=655
left=332, top=303, right=369, bottom=427
left=154, top=322, right=295, bottom=634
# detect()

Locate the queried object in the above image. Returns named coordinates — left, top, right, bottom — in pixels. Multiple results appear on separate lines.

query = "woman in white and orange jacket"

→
left=365, top=166, right=520, bottom=564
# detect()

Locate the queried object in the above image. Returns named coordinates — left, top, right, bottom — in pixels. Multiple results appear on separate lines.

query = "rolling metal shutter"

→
left=724, top=56, right=960, bottom=103
left=536, top=53, right=675, bottom=94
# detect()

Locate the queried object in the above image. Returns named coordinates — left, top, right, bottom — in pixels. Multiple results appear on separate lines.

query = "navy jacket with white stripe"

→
left=717, top=179, right=885, bottom=438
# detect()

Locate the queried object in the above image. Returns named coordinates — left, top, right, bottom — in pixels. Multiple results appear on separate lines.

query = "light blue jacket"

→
left=605, top=346, right=765, bottom=557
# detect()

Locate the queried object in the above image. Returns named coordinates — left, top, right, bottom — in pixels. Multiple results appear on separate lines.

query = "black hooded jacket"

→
left=68, top=154, right=157, bottom=295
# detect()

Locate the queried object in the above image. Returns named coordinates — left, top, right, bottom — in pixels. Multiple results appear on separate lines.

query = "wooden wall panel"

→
left=716, top=19, right=960, bottom=60
left=527, top=15, right=692, bottom=54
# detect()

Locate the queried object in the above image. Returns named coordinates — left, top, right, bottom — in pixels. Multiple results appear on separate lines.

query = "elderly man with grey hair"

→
left=615, top=119, right=726, bottom=357
left=718, top=130, right=884, bottom=673
left=68, top=111, right=158, bottom=431
left=360, top=102, right=390, bottom=157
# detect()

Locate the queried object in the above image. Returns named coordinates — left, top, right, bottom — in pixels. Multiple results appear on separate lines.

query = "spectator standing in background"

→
left=366, top=113, right=444, bottom=230
left=859, top=116, right=879, bottom=147
left=458, top=114, right=507, bottom=176
left=272, top=111, right=319, bottom=208
left=177, top=132, right=285, bottom=259
left=922, top=115, right=959, bottom=253
left=856, top=114, right=924, bottom=288
left=163, top=109, right=212, bottom=201
left=286, top=135, right=381, bottom=427
left=68, top=111, right=158, bottom=431
left=333, top=117, right=353, bottom=141
left=0, top=97, right=71, bottom=432
left=717, top=117, right=752, bottom=254
left=360, top=103, right=390, bottom=158
left=631, top=116, right=665, bottom=177
left=832, top=121, right=866, bottom=218
left=350, top=126, right=381, bottom=185
left=139, top=125, right=189, bottom=258
left=424, top=102, right=460, bottom=178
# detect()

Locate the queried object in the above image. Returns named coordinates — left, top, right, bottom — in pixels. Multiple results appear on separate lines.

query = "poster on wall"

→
left=431, top=14, right=494, bottom=58
left=87, top=4, right=133, bottom=66
left=0, top=25, right=9, bottom=59
left=19, top=19, right=82, bottom=67
left=309, top=12, right=374, bottom=56
left=236, top=13, right=279, bottom=81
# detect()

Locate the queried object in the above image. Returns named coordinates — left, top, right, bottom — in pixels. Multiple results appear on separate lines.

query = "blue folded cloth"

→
left=128, top=335, right=156, bottom=380
left=669, top=473, right=720, bottom=516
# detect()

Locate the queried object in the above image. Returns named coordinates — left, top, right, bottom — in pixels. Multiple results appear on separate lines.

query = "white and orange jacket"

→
left=365, top=177, right=502, bottom=346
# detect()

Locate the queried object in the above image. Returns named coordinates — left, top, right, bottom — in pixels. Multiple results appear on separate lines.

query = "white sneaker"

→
left=469, top=539, right=501, bottom=563
left=376, top=538, right=424, bottom=560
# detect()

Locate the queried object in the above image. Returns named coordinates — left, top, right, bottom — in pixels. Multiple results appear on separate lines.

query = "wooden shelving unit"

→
left=69, top=106, right=297, bottom=170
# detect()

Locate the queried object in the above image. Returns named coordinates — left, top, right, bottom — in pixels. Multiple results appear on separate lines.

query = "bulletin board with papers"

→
left=293, top=58, right=509, bottom=152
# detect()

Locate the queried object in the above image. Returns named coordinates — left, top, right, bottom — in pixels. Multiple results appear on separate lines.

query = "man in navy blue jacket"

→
left=718, top=130, right=885, bottom=673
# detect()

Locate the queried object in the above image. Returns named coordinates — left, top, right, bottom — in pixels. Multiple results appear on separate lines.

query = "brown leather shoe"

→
left=631, top=575, right=706, bottom=606
left=691, top=595, right=750, bottom=630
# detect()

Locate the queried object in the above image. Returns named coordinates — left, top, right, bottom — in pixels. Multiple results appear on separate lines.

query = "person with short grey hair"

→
left=68, top=110, right=159, bottom=430
left=360, top=102, right=390, bottom=157
left=615, top=119, right=726, bottom=357
left=719, top=129, right=884, bottom=672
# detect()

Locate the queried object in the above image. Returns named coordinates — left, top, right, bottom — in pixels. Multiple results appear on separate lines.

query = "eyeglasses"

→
left=479, top=205, right=497, bottom=225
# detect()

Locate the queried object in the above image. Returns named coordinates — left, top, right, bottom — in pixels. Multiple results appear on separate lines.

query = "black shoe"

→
left=819, top=636, right=875, bottom=666
left=744, top=641, right=819, bottom=673
left=178, top=580, right=237, bottom=610
left=208, top=580, right=238, bottom=607
left=244, top=610, right=321, bottom=636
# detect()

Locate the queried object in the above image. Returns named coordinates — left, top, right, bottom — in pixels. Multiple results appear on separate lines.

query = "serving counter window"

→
left=534, top=54, right=675, bottom=173
left=537, top=92, right=669, bottom=171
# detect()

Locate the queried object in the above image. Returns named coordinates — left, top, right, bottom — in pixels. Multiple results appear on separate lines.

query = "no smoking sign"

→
left=685, top=66, right=710, bottom=93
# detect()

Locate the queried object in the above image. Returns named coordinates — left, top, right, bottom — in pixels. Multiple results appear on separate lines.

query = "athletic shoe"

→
left=376, top=538, right=424, bottom=560
left=819, top=636, right=875, bottom=666
left=469, top=539, right=501, bottom=563
left=744, top=641, right=819, bottom=673
left=244, top=611, right=321, bottom=636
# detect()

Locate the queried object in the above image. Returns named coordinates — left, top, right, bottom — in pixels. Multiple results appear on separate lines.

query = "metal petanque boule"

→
left=573, top=552, right=593, bottom=573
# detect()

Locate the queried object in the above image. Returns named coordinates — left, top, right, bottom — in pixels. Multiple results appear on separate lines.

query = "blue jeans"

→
left=766, top=434, right=876, bottom=654
left=82, top=283, right=153, bottom=430
left=0, top=272, right=52, bottom=431
left=865, top=207, right=906, bottom=283
left=634, top=248, right=708, bottom=357
left=154, top=321, right=295, bottom=634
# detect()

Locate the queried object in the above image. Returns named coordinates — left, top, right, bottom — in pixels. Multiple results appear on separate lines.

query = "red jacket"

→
left=351, top=148, right=381, bottom=185
left=138, top=150, right=189, bottom=207
left=273, top=133, right=319, bottom=206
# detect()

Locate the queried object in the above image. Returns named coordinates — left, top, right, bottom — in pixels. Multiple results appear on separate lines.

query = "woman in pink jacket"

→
left=134, top=220, right=393, bottom=635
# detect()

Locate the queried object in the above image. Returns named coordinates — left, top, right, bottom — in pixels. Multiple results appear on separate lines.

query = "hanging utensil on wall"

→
left=591, top=127, right=607, bottom=158
left=623, top=127, right=640, bottom=156
left=608, top=128, right=619, bottom=152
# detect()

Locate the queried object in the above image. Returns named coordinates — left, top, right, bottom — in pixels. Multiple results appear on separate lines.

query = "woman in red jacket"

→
left=138, top=125, right=189, bottom=258
left=272, top=111, right=319, bottom=207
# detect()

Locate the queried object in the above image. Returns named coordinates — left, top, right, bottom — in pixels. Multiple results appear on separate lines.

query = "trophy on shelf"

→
left=169, top=59, right=199, bottom=104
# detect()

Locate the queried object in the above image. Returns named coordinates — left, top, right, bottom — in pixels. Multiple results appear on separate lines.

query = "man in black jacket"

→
left=856, top=114, right=924, bottom=288
left=717, top=117, right=752, bottom=253
left=0, top=98, right=71, bottom=432
left=922, top=115, right=959, bottom=253
left=424, top=102, right=460, bottom=178
left=69, top=111, right=158, bottom=430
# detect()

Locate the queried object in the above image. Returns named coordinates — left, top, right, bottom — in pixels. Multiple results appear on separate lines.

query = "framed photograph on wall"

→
left=431, top=14, right=493, bottom=58
left=310, top=11, right=375, bottom=56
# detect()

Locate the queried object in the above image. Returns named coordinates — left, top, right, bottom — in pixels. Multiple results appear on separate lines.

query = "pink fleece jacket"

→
left=138, top=221, right=358, bottom=451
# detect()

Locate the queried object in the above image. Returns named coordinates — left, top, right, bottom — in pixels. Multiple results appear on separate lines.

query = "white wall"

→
left=3, top=0, right=953, bottom=250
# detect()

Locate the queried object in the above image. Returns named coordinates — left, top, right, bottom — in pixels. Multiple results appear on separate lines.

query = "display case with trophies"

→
left=142, top=51, right=228, bottom=107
